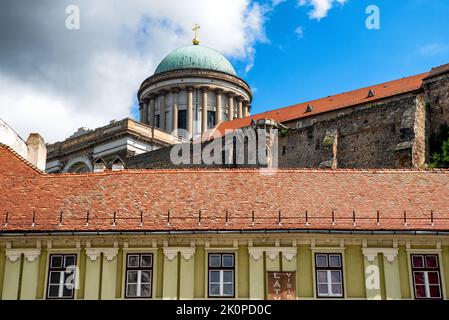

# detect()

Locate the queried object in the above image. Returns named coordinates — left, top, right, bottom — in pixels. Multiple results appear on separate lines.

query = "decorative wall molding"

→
left=248, top=247, right=297, bottom=261
left=163, top=247, right=196, bottom=261
left=23, top=249, right=41, bottom=262
left=85, top=248, right=102, bottom=261
left=362, top=248, right=398, bottom=263
left=85, top=248, right=119, bottom=261
left=5, top=249, right=41, bottom=262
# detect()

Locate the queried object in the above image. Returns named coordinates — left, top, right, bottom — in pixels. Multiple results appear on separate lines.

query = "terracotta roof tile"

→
left=216, top=72, right=428, bottom=135
left=1, top=145, right=449, bottom=233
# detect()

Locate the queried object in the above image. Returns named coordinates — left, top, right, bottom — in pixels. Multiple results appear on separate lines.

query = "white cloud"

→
left=295, top=26, right=304, bottom=39
left=0, top=0, right=269, bottom=143
left=298, top=0, right=346, bottom=20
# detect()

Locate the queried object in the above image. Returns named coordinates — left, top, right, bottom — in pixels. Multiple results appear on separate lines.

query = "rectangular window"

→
left=411, top=254, right=442, bottom=299
left=154, top=115, right=160, bottom=128
left=207, top=111, right=216, bottom=129
left=47, top=254, right=77, bottom=299
left=208, top=253, right=234, bottom=297
left=178, top=110, right=187, bottom=130
left=125, top=253, right=153, bottom=298
left=315, top=253, right=343, bottom=298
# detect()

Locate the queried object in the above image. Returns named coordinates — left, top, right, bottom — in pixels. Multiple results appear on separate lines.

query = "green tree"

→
left=431, top=137, right=449, bottom=168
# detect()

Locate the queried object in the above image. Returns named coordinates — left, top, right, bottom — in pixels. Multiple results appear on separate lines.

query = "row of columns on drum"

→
left=139, top=86, right=250, bottom=136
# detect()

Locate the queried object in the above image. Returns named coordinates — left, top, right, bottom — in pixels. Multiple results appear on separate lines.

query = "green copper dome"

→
left=154, top=45, right=237, bottom=76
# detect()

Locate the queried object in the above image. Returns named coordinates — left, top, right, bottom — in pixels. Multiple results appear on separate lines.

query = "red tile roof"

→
left=216, top=72, right=429, bottom=135
left=1, top=144, right=449, bottom=233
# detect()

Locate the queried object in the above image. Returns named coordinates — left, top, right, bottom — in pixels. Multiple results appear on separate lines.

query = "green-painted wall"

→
left=398, top=246, right=411, bottom=299
left=78, top=250, right=86, bottom=299
left=156, top=248, right=163, bottom=298
left=194, top=245, right=205, bottom=298
left=378, top=253, right=386, bottom=300
left=297, top=245, right=313, bottom=298
left=115, top=248, right=123, bottom=298
left=0, top=249, right=5, bottom=298
left=238, top=245, right=249, bottom=298
left=36, top=249, right=47, bottom=299
left=441, top=246, right=449, bottom=299
left=344, top=245, right=365, bottom=298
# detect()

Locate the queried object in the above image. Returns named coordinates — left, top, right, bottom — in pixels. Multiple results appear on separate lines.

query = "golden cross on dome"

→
left=192, top=24, right=200, bottom=45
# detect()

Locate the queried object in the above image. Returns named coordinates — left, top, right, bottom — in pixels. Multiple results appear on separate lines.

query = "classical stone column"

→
left=139, top=101, right=144, bottom=123
left=172, top=88, right=179, bottom=134
left=159, top=90, right=167, bottom=131
left=243, top=101, right=250, bottom=117
left=142, top=99, right=149, bottom=125
left=163, top=248, right=179, bottom=300
left=148, top=95, right=156, bottom=126
left=84, top=248, right=102, bottom=300
left=227, top=93, right=234, bottom=121
left=215, top=89, right=223, bottom=124
left=179, top=247, right=196, bottom=299
left=201, top=86, right=209, bottom=133
left=237, top=96, right=243, bottom=119
left=187, top=87, right=193, bottom=138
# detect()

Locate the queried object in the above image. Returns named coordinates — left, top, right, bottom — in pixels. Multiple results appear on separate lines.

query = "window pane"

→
left=62, top=286, right=73, bottom=298
left=51, top=255, right=63, bottom=268
left=415, top=285, right=426, bottom=298
left=141, top=255, right=152, bottom=267
left=209, top=284, right=220, bottom=296
left=127, top=270, right=138, bottom=283
left=427, top=272, right=440, bottom=285
left=141, top=283, right=151, bottom=297
left=209, top=255, right=221, bottom=267
left=331, top=271, right=341, bottom=283
left=49, top=271, right=61, bottom=284
left=64, top=255, right=76, bottom=268
left=127, top=284, right=137, bottom=297
left=318, top=284, right=328, bottom=295
left=48, top=284, right=60, bottom=298
left=141, top=271, right=151, bottom=284
left=331, top=284, right=342, bottom=295
left=429, top=285, right=441, bottom=298
left=329, top=255, right=341, bottom=268
left=210, top=270, right=220, bottom=283
left=426, top=255, right=438, bottom=268
left=223, top=271, right=233, bottom=283
left=412, top=255, right=424, bottom=268
left=414, top=272, right=424, bottom=285
left=222, top=255, right=234, bottom=267
left=128, top=255, right=139, bottom=268
left=223, top=283, right=233, bottom=296
left=316, top=254, right=328, bottom=268
left=317, top=270, right=328, bottom=283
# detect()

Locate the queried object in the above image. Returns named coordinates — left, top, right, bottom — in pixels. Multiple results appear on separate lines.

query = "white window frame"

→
left=208, top=269, right=234, bottom=297
left=205, top=250, right=238, bottom=298
left=316, top=269, right=343, bottom=297
left=410, top=253, right=442, bottom=299
left=406, top=248, right=447, bottom=300
left=46, top=253, right=77, bottom=299
left=126, top=269, right=153, bottom=298
left=311, top=247, right=347, bottom=299
left=122, top=249, right=157, bottom=300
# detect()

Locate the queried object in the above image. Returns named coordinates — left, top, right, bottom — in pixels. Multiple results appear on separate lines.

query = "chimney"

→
left=26, top=133, right=47, bottom=171
left=93, top=157, right=107, bottom=173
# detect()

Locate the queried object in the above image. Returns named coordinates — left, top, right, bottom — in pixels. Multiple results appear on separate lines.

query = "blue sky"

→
left=2, top=0, right=449, bottom=142
left=232, top=0, right=449, bottom=114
